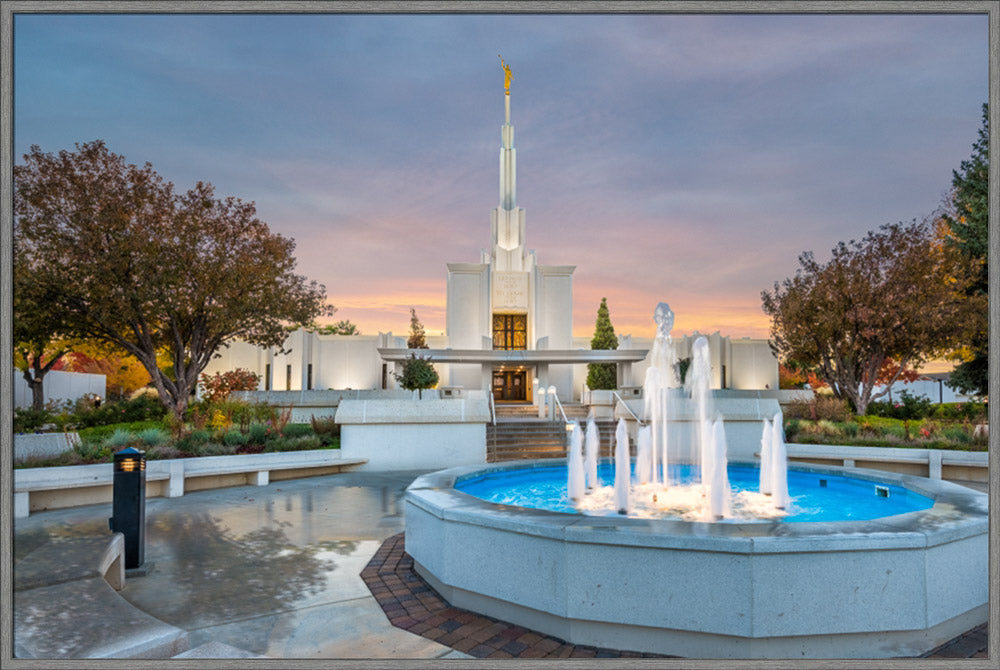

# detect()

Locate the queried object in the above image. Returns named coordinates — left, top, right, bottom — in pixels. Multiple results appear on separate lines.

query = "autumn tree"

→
left=14, top=141, right=331, bottom=420
left=761, top=219, right=977, bottom=415
left=13, top=240, right=73, bottom=410
left=586, top=297, right=618, bottom=390
left=407, top=308, right=428, bottom=349
left=942, top=103, right=989, bottom=398
left=60, top=343, right=152, bottom=400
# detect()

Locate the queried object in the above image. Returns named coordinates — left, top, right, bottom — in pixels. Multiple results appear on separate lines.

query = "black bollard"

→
left=110, top=447, right=146, bottom=569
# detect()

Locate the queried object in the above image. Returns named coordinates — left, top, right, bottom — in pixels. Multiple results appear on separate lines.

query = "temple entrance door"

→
left=492, top=370, right=528, bottom=402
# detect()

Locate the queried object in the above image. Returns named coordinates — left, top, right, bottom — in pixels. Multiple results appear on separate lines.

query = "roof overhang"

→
left=377, top=348, right=650, bottom=364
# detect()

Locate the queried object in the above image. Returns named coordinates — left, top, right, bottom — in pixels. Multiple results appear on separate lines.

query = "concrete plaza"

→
left=12, top=469, right=989, bottom=661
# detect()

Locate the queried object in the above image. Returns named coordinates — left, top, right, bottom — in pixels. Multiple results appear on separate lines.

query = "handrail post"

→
left=611, top=390, right=645, bottom=427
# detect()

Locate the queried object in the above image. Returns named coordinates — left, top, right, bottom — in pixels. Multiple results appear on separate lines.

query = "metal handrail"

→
left=611, top=391, right=646, bottom=427
left=488, top=389, right=496, bottom=426
left=550, top=390, right=570, bottom=424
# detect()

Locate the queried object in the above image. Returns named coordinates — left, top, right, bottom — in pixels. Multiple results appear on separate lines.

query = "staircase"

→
left=487, top=403, right=618, bottom=462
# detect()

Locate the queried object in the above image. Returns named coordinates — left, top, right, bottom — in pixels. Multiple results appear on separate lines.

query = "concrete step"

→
left=15, top=577, right=189, bottom=659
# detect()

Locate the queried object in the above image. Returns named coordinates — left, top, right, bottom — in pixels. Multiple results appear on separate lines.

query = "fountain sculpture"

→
left=568, top=302, right=787, bottom=522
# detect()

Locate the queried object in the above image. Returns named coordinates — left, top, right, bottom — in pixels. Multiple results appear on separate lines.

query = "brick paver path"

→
left=360, top=533, right=674, bottom=659
left=362, top=533, right=988, bottom=660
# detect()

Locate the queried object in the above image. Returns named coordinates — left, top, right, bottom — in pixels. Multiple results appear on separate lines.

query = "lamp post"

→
left=110, top=447, right=146, bottom=569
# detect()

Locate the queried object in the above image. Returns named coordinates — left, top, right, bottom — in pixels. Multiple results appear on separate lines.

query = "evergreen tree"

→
left=586, top=297, right=618, bottom=390
left=407, top=308, right=428, bottom=349
left=942, top=103, right=988, bottom=398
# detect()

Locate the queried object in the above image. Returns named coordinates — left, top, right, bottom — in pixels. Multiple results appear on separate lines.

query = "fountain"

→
left=404, top=303, right=988, bottom=658
left=567, top=303, right=773, bottom=523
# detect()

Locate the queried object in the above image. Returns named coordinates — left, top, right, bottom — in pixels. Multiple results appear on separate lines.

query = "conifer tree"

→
left=942, top=103, right=988, bottom=398
left=407, top=308, right=428, bottom=349
left=587, top=297, right=619, bottom=390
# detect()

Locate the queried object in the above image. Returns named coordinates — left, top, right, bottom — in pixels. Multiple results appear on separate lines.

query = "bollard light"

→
left=110, top=447, right=146, bottom=569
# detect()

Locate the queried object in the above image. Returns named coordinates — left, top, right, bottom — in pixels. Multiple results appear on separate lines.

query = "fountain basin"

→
left=404, top=460, right=987, bottom=658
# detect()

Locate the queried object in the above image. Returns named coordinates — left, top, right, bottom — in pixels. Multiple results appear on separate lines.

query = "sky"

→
left=12, top=10, right=990, bottom=340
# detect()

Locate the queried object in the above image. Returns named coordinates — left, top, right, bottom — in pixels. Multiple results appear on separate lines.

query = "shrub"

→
left=247, top=422, right=274, bottom=444
left=223, top=429, right=249, bottom=446
left=176, top=429, right=212, bottom=454
left=199, top=368, right=261, bottom=403
left=941, top=426, right=971, bottom=444
left=310, top=415, right=340, bottom=446
left=264, top=435, right=321, bottom=452
left=837, top=421, right=860, bottom=437
left=783, top=418, right=802, bottom=442
left=135, top=427, right=169, bottom=448
left=782, top=395, right=851, bottom=422
left=814, top=396, right=851, bottom=422
left=104, top=429, right=138, bottom=450
left=282, top=423, right=313, bottom=438
left=77, top=420, right=166, bottom=446
left=13, top=406, right=54, bottom=433
left=189, top=442, right=236, bottom=457
left=145, top=443, right=183, bottom=460
left=74, top=441, right=113, bottom=463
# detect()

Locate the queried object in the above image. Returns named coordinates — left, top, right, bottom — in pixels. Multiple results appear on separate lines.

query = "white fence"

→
left=13, top=370, right=106, bottom=409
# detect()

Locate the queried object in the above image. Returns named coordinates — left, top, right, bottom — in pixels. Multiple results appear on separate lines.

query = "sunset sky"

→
left=13, top=10, right=989, bottom=339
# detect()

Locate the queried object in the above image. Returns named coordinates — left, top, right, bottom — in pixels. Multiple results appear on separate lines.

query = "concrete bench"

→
left=14, top=450, right=368, bottom=517
left=14, top=533, right=189, bottom=659
left=777, top=444, right=989, bottom=481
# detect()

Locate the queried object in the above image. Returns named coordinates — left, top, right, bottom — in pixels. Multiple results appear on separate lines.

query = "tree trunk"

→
left=25, top=373, right=45, bottom=411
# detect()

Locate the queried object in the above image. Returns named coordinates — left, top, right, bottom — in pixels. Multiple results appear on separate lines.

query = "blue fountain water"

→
left=455, top=463, right=934, bottom=523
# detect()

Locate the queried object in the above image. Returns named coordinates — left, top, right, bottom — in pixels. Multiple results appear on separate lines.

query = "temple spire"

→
left=490, top=56, right=526, bottom=270
left=498, top=56, right=515, bottom=210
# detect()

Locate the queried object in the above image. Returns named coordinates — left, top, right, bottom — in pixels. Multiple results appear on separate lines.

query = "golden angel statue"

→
left=499, top=55, right=512, bottom=95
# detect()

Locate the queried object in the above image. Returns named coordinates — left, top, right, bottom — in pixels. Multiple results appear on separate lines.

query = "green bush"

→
left=189, top=442, right=236, bottom=457
left=247, top=422, right=274, bottom=444
left=838, top=421, right=860, bottom=437
left=942, top=426, right=972, bottom=444
left=13, top=406, right=54, bottom=433
left=264, top=435, right=322, bottom=452
left=135, top=427, right=169, bottom=448
left=310, top=415, right=340, bottom=446
left=282, top=423, right=313, bottom=438
left=223, top=429, right=249, bottom=446
left=103, top=429, right=138, bottom=449
left=77, top=420, right=166, bottom=446
left=73, top=393, right=167, bottom=429
left=175, top=428, right=213, bottom=454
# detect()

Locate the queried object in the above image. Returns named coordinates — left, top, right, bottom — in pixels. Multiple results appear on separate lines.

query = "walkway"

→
left=12, top=470, right=990, bottom=660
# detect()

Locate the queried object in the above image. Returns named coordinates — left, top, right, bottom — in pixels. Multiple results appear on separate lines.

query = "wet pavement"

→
left=13, top=471, right=990, bottom=660
left=13, top=470, right=472, bottom=659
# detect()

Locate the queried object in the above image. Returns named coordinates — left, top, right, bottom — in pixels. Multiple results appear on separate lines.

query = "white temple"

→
left=203, top=62, right=779, bottom=402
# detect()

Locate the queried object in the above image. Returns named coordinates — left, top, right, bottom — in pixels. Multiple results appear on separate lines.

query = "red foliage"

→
left=199, top=368, right=262, bottom=403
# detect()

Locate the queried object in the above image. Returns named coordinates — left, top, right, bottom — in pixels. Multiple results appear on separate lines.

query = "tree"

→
left=761, top=219, right=977, bottom=415
left=13, top=240, right=73, bottom=410
left=393, top=353, right=438, bottom=399
left=586, top=297, right=618, bottom=390
left=306, top=320, right=360, bottom=336
left=942, top=103, right=988, bottom=398
left=14, top=141, right=331, bottom=421
left=60, top=344, right=152, bottom=401
left=407, top=308, right=428, bottom=349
